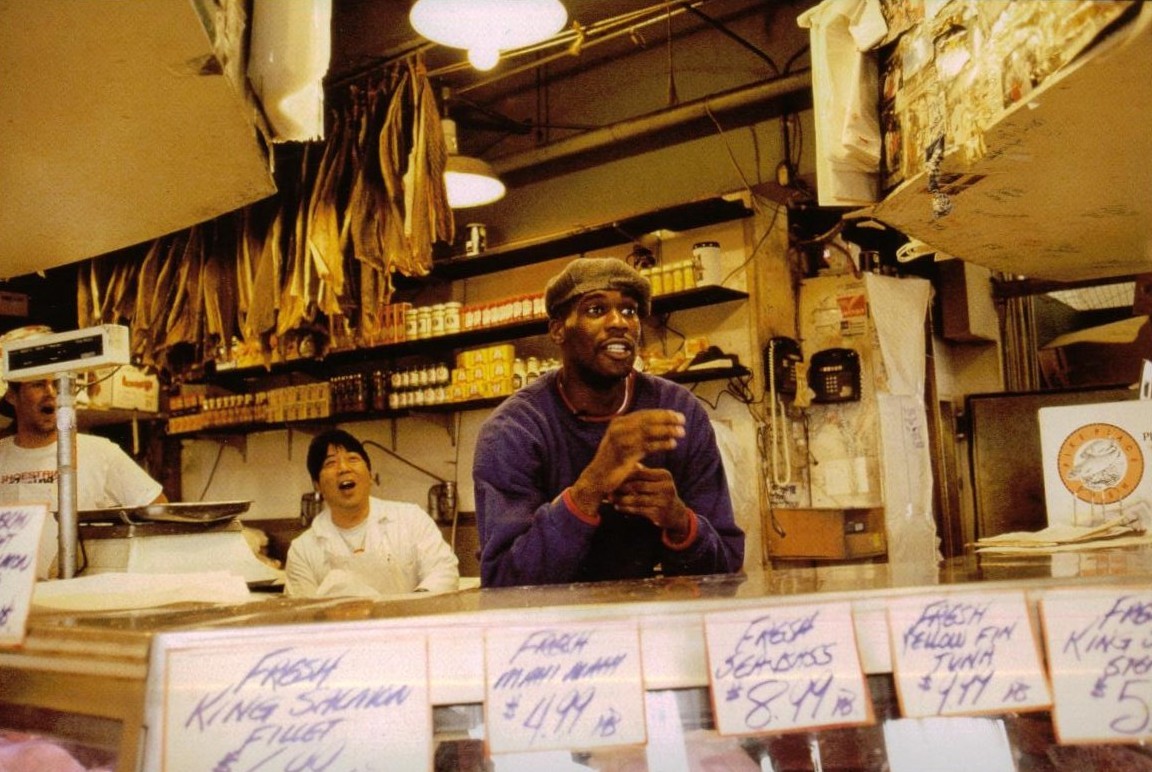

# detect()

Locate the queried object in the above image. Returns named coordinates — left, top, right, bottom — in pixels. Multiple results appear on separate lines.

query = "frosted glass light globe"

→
left=410, top=0, right=567, bottom=70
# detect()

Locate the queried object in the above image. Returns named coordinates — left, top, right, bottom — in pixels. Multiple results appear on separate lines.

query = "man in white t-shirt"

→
left=0, top=377, right=166, bottom=579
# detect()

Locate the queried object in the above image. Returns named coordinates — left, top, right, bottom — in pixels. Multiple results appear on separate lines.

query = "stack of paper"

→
left=975, top=515, right=1150, bottom=554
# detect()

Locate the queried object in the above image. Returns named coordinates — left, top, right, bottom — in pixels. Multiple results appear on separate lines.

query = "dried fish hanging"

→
left=243, top=199, right=285, bottom=369
left=201, top=218, right=238, bottom=363
left=75, top=262, right=93, bottom=330
left=306, top=110, right=348, bottom=321
left=75, top=249, right=133, bottom=329
left=72, top=55, right=457, bottom=381
left=277, top=145, right=316, bottom=339
left=342, top=79, right=396, bottom=346
left=123, top=231, right=192, bottom=373
left=233, top=208, right=256, bottom=357
left=379, top=65, right=418, bottom=278
left=161, top=225, right=203, bottom=356
left=128, top=239, right=164, bottom=368
left=342, top=83, right=390, bottom=278
left=405, top=56, right=454, bottom=270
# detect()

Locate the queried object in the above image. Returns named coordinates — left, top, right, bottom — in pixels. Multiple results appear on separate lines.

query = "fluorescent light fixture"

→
left=410, top=0, right=568, bottom=72
left=442, top=118, right=505, bottom=208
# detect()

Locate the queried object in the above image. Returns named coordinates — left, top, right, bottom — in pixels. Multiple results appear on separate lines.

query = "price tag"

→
left=704, top=601, right=872, bottom=735
left=160, top=631, right=431, bottom=771
left=888, top=591, right=1050, bottom=718
left=0, top=504, right=47, bottom=647
left=1040, top=588, right=1152, bottom=743
left=484, top=620, right=645, bottom=754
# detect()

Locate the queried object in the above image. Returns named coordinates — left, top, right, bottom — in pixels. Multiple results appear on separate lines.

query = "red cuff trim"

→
left=662, top=509, right=699, bottom=550
left=562, top=488, right=601, bottom=525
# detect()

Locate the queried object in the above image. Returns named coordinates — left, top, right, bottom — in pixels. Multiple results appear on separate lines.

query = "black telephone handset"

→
left=765, top=337, right=802, bottom=399
left=809, top=347, right=861, bottom=403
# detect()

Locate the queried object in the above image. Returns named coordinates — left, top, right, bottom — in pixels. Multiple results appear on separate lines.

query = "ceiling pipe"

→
left=490, top=69, right=811, bottom=186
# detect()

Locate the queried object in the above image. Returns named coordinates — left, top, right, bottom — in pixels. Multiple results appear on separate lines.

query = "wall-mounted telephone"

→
left=809, top=347, right=861, bottom=403
left=765, top=337, right=802, bottom=399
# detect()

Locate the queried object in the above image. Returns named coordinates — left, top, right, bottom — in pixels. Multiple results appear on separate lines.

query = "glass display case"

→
left=3, top=547, right=1151, bottom=771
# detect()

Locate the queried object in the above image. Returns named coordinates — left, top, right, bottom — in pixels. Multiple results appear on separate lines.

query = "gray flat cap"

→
left=544, top=257, right=652, bottom=319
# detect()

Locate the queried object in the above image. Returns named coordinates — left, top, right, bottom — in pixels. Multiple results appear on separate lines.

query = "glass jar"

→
left=444, top=301, right=462, bottom=334
left=404, top=308, right=418, bottom=340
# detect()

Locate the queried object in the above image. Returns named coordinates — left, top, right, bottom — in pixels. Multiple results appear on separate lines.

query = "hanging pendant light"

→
left=410, top=0, right=568, bottom=71
left=442, top=118, right=505, bottom=208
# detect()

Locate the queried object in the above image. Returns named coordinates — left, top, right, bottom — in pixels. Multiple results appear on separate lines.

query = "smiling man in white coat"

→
left=284, top=428, right=459, bottom=598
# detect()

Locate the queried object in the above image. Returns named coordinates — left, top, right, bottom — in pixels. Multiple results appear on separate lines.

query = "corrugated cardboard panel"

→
left=870, top=7, right=1152, bottom=281
left=0, top=0, right=275, bottom=277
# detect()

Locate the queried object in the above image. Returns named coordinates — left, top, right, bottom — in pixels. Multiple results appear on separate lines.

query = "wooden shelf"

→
left=388, top=366, right=752, bottom=416
left=206, top=285, right=748, bottom=385
left=427, top=196, right=753, bottom=281
left=663, top=365, right=751, bottom=385
left=173, top=366, right=752, bottom=438
left=78, top=407, right=163, bottom=429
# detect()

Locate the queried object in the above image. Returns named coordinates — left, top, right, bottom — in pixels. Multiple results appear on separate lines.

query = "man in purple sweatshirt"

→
left=473, top=256, right=745, bottom=587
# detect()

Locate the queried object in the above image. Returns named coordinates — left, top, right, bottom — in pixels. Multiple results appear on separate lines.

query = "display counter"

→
left=2, top=546, right=1151, bottom=770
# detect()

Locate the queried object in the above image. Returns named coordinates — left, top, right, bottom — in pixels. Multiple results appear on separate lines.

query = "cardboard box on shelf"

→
left=86, top=365, right=161, bottom=412
left=0, top=291, right=29, bottom=317
left=1038, top=315, right=1152, bottom=389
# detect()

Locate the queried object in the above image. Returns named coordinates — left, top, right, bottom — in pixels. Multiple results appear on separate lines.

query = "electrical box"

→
left=767, top=507, right=886, bottom=560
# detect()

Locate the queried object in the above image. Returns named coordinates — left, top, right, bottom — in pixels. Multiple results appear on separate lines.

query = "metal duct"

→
left=491, top=69, right=812, bottom=186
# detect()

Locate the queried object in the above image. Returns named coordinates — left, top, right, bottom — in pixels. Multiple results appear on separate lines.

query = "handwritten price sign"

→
left=704, top=602, right=872, bottom=735
left=1041, top=588, right=1152, bottom=744
left=0, top=504, right=47, bottom=647
left=161, top=631, right=431, bottom=771
left=889, top=591, right=1050, bottom=718
left=484, top=621, right=645, bottom=754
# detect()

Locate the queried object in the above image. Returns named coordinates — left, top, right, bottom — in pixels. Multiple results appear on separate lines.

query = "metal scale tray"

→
left=77, top=500, right=251, bottom=526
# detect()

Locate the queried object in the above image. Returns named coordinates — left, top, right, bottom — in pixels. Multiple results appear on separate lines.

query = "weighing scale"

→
left=2, top=325, right=280, bottom=585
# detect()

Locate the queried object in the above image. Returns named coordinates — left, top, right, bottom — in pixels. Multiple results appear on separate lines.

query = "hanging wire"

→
left=766, top=338, right=792, bottom=486
left=362, top=439, right=446, bottom=484
left=438, top=1, right=720, bottom=92
left=665, top=0, right=680, bottom=106
left=196, top=442, right=227, bottom=502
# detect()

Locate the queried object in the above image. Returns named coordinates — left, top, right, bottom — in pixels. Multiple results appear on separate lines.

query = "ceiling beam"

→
left=492, top=69, right=812, bottom=185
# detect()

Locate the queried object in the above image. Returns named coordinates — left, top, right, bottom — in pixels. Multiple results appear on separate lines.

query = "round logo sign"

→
left=1056, top=422, right=1144, bottom=505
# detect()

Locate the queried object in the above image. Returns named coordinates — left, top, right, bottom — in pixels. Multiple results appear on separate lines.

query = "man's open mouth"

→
left=603, top=341, right=633, bottom=357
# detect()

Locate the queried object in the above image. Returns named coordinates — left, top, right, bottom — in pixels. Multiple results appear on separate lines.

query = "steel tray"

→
left=78, top=500, right=251, bottom=525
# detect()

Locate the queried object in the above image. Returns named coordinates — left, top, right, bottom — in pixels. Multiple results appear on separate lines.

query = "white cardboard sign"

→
left=160, top=630, right=431, bottom=771
left=0, top=504, right=47, bottom=647
left=1038, top=400, right=1152, bottom=528
left=704, top=601, right=872, bottom=735
left=888, top=591, right=1051, bottom=718
left=485, top=620, right=645, bottom=754
left=1041, top=587, right=1152, bottom=744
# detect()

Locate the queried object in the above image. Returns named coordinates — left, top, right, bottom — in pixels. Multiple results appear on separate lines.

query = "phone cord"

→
left=768, top=340, right=792, bottom=486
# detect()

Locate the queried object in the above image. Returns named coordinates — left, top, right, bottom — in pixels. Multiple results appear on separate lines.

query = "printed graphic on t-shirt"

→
left=1, top=470, right=57, bottom=486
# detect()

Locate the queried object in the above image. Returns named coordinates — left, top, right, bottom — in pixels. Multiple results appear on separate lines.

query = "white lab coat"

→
left=284, top=496, right=459, bottom=598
